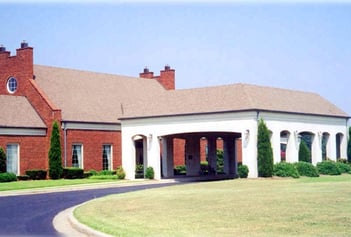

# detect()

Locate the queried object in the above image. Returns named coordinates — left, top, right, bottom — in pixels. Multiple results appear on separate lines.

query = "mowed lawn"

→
left=75, top=175, right=351, bottom=237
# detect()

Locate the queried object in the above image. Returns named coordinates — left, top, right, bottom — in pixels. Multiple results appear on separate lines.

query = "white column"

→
left=340, top=132, right=348, bottom=158
left=242, top=125, right=257, bottom=178
left=328, top=133, right=337, bottom=161
left=146, top=133, right=161, bottom=180
left=285, top=132, right=296, bottom=163
left=271, top=130, right=281, bottom=164
left=122, top=136, right=136, bottom=180
left=162, top=137, right=174, bottom=178
left=312, top=132, right=322, bottom=165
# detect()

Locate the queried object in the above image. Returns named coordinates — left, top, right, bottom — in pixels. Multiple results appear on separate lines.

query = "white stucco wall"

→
left=121, top=111, right=348, bottom=180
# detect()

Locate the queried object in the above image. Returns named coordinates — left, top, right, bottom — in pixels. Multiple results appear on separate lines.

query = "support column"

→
left=328, top=133, right=337, bottom=161
left=122, top=136, right=136, bottom=180
left=207, top=136, right=217, bottom=174
left=223, top=137, right=235, bottom=175
left=185, top=136, right=201, bottom=176
left=312, top=132, right=322, bottom=164
left=271, top=130, right=281, bottom=164
left=285, top=132, right=297, bottom=163
left=161, top=137, right=174, bottom=178
left=146, top=133, right=161, bottom=180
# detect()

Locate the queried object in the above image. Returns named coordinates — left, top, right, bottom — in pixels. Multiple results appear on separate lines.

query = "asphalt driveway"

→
left=0, top=182, right=178, bottom=236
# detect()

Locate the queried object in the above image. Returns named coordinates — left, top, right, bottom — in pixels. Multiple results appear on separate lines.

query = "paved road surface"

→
left=0, top=182, right=178, bottom=236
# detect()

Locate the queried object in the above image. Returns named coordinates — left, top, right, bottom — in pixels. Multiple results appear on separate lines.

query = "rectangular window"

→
left=7, top=144, right=19, bottom=175
left=72, top=144, right=83, bottom=168
left=102, top=145, right=112, bottom=170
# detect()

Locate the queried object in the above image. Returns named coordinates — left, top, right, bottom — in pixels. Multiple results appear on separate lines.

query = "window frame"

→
left=7, top=77, right=18, bottom=94
left=72, top=144, right=83, bottom=169
left=102, top=144, right=113, bottom=171
left=6, top=143, right=20, bottom=175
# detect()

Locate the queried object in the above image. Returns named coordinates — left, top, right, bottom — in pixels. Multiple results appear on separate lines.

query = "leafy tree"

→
left=348, top=127, right=351, bottom=163
left=49, top=121, right=63, bottom=179
left=299, top=140, right=311, bottom=163
left=0, top=147, right=6, bottom=173
left=257, top=119, right=273, bottom=177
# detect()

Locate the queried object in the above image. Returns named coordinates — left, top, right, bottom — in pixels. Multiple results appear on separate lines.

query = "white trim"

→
left=6, top=143, right=20, bottom=175
left=63, top=121, right=121, bottom=131
left=0, top=127, right=46, bottom=136
left=72, top=144, right=84, bottom=169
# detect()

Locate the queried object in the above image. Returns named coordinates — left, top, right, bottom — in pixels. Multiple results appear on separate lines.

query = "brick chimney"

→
left=139, top=65, right=175, bottom=90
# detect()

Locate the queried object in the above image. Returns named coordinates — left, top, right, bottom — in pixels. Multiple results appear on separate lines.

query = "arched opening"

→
left=336, top=133, right=344, bottom=159
left=299, top=132, right=314, bottom=163
left=133, top=135, right=147, bottom=179
left=322, top=132, right=330, bottom=161
left=280, top=131, right=290, bottom=162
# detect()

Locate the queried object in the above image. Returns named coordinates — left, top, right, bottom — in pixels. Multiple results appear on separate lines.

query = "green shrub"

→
left=257, top=119, right=273, bottom=177
left=298, top=141, right=311, bottom=163
left=97, top=170, right=115, bottom=176
left=48, top=121, right=63, bottom=179
left=238, top=164, right=249, bottom=178
left=294, top=162, right=319, bottom=177
left=200, top=161, right=209, bottom=175
left=216, top=150, right=224, bottom=173
left=116, top=166, right=126, bottom=179
left=273, top=162, right=300, bottom=178
left=26, top=169, right=47, bottom=180
left=317, top=160, right=341, bottom=175
left=0, top=172, right=17, bottom=182
left=135, top=164, right=144, bottom=178
left=174, top=165, right=186, bottom=175
left=336, top=162, right=351, bottom=174
left=145, top=167, right=154, bottom=179
left=0, top=147, right=6, bottom=173
left=17, top=175, right=30, bottom=181
left=62, top=167, right=84, bottom=179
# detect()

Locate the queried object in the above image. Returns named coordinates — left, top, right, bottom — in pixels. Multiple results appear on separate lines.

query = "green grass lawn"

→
left=0, top=178, right=126, bottom=192
left=75, top=175, right=351, bottom=237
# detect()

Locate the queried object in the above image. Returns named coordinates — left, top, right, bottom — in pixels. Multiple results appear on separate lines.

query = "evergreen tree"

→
left=299, top=140, right=311, bottom=163
left=348, top=127, right=351, bottom=163
left=0, top=147, right=6, bottom=173
left=49, top=121, right=63, bottom=179
left=257, top=119, right=273, bottom=177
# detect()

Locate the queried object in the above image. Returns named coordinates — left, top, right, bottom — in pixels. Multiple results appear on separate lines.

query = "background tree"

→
left=0, top=147, right=6, bottom=173
left=49, top=121, right=63, bottom=179
left=257, top=119, right=273, bottom=177
left=299, top=140, right=311, bottom=163
left=348, top=127, right=351, bottom=163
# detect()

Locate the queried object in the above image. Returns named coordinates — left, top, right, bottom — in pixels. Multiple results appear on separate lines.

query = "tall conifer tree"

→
left=257, top=119, right=273, bottom=177
left=348, top=127, right=351, bottom=163
left=0, top=147, right=6, bottom=173
left=49, top=121, right=63, bottom=179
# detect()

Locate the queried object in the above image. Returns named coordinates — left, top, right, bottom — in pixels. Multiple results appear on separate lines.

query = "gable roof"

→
left=120, top=83, right=348, bottom=119
left=33, top=65, right=166, bottom=123
left=0, top=95, right=46, bottom=128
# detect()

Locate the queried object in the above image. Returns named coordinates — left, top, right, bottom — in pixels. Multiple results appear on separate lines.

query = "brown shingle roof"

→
left=33, top=65, right=166, bottom=123
left=0, top=95, right=46, bottom=128
left=121, top=83, right=348, bottom=119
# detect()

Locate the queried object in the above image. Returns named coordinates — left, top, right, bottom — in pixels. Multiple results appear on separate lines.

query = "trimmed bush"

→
left=273, top=162, right=300, bottom=178
left=336, top=162, right=351, bottom=174
left=97, top=170, right=115, bottom=176
left=317, top=160, right=341, bottom=175
left=26, top=169, right=47, bottom=180
left=174, top=165, right=186, bottom=175
left=257, top=119, right=274, bottom=177
left=299, top=141, right=311, bottom=163
left=116, top=166, right=126, bottom=179
left=135, top=164, right=144, bottom=178
left=0, top=172, right=17, bottom=182
left=294, top=162, right=319, bottom=177
left=0, top=147, right=6, bottom=173
left=238, top=164, right=249, bottom=178
left=49, top=121, right=63, bottom=179
left=145, top=166, right=154, bottom=179
left=17, top=175, right=30, bottom=181
left=62, top=167, right=84, bottom=179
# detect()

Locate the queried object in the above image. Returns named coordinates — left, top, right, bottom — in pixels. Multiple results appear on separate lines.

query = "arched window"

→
left=280, top=131, right=289, bottom=162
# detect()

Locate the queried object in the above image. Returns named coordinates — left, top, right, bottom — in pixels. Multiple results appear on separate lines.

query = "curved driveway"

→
left=0, top=182, right=179, bottom=236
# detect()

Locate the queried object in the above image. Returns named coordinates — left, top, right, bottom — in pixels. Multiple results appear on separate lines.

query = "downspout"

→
left=62, top=122, right=67, bottom=168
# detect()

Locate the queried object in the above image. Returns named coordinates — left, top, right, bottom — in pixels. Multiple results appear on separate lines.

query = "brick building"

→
left=0, top=43, right=348, bottom=179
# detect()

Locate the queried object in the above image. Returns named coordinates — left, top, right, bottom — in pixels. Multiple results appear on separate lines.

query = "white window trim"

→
left=7, top=77, right=18, bottom=94
left=6, top=143, right=20, bottom=175
left=103, top=144, right=113, bottom=170
left=72, top=144, right=84, bottom=169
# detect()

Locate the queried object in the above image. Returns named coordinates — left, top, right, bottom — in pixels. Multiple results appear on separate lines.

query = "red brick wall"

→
left=139, top=65, right=175, bottom=90
left=64, top=130, right=121, bottom=171
left=0, top=136, right=48, bottom=175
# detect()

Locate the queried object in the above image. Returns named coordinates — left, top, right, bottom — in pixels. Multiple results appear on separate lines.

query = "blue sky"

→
left=1, top=2, right=351, bottom=116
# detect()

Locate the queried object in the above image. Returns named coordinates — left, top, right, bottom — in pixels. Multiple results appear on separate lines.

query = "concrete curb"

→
left=54, top=204, right=112, bottom=237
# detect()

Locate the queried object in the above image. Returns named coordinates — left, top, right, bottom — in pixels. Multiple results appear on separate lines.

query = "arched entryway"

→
left=132, top=135, right=147, bottom=179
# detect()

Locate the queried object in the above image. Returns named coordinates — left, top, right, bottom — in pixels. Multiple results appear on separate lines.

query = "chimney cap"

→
left=143, top=67, right=149, bottom=73
left=0, top=45, right=6, bottom=52
left=164, top=64, right=171, bottom=70
left=20, top=40, right=28, bottom=49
